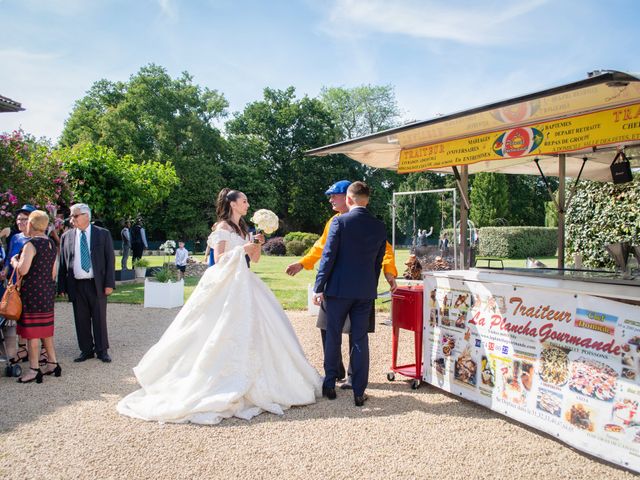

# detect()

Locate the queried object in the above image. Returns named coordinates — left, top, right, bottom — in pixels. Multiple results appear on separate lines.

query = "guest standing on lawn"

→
left=58, top=203, right=116, bottom=364
left=10, top=210, right=60, bottom=383
left=175, top=241, right=189, bottom=280
left=120, top=220, right=131, bottom=270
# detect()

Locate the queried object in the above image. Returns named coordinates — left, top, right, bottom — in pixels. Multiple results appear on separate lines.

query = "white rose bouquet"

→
left=250, top=209, right=279, bottom=235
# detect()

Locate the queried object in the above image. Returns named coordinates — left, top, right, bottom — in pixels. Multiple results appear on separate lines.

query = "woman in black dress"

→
left=10, top=210, right=60, bottom=383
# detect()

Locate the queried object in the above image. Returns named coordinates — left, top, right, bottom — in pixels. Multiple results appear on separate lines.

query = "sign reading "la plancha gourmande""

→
left=424, top=274, right=640, bottom=473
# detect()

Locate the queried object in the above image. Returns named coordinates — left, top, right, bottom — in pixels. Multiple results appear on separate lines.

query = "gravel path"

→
left=0, top=303, right=636, bottom=480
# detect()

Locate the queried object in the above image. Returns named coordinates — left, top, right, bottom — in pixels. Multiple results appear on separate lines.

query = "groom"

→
left=313, top=182, right=387, bottom=406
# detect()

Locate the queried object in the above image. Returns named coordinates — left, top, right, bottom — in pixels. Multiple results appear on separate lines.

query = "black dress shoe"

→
left=73, top=352, right=95, bottom=362
left=354, top=394, right=368, bottom=407
left=97, top=353, right=112, bottom=363
left=322, top=386, right=337, bottom=400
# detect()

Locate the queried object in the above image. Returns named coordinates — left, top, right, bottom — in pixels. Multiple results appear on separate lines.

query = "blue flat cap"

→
left=325, top=180, right=351, bottom=195
left=16, top=204, right=36, bottom=215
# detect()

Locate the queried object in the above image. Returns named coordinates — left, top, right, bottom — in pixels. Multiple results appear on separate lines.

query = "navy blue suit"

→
left=314, top=206, right=387, bottom=397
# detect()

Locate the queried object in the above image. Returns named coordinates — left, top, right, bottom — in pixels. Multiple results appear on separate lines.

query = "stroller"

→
left=0, top=316, right=22, bottom=378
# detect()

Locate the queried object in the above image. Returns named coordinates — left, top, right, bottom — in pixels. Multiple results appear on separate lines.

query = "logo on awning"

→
left=493, top=127, right=543, bottom=157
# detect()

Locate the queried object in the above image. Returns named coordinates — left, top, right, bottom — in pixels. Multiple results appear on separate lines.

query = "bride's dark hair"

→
left=215, top=188, right=249, bottom=238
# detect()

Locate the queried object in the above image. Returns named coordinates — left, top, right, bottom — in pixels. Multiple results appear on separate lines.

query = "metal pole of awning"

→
left=451, top=165, right=470, bottom=269
left=558, top=154, right=566, bottom=269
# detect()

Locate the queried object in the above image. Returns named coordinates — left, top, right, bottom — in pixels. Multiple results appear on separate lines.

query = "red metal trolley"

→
left=387, top=285, right=424, bottom=389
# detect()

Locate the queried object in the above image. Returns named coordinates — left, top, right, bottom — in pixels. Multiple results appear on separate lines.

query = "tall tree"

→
left=226, top=87, right=347, bottom=231
left=320, top=85, right=401, bottom=139
left=60, top=64, right=229, bottom=238
left=319, top=84, right=405, bottom=232
left=506, top=175, right=551, bottom=226
left=469, top=172, right=509, bottom=227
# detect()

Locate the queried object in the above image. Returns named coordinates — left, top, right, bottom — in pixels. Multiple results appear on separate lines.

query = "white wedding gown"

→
left=117, top=229, right=322, bottom=424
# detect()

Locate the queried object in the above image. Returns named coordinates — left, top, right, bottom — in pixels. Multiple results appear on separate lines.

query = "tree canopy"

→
left=60, top=64, right=229, bottom=238
left=3, top=64, right=557, bottom=244
left=226, top=87, right=353, bottom=231
left=56, top=142, right=178, bottom=223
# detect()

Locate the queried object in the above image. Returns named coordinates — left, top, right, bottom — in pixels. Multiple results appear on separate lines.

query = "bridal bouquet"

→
left=250, top=209, right=279, bottom=235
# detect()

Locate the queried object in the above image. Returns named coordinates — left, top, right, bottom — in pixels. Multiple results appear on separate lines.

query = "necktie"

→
left=80, top=230, right=91, bottom=272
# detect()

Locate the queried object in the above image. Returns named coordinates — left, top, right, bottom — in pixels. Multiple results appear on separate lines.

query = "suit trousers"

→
left=121, top=244, right=130, bottom=270
left=320, top=328, right=349, bottom=380
left=72, top=279, right=109, bottom=354
left=323, top=296, right=372, bottom=397
left=131, top=243, right=144, bottom=262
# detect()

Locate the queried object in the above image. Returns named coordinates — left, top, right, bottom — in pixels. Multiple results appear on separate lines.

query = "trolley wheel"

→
left=386, top=372, right=395, bottom=381
left=410, top=379, right=421, bottom=390
left=10, top=363, right=22, bottom=377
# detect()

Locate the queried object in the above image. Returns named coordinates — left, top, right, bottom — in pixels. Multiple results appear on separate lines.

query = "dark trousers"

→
left=323, top=296, right=372, bottom=397
left=131, top=243, right=144, bottom=262
left=320, top=329, right=351, bottom=380
left=72, top=279, right=109, bottom=354
left=121, top=244, right=130, bottom=270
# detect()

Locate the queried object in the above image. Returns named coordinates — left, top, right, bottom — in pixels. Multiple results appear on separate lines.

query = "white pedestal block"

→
left=144, top=279, right=184, bottom=309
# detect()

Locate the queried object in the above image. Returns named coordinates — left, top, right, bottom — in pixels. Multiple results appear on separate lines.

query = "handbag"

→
left=0, top=269, right=22, bottom=320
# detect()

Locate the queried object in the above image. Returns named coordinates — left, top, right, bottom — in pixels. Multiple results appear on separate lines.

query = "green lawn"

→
left=109, top=251, right=558, bottom=309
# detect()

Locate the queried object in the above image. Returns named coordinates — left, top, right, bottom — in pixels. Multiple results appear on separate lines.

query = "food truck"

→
left=308, top=70, right=640, bottom=472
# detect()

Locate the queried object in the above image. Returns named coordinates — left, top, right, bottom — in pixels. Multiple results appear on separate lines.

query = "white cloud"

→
left=323, top=0, right=550, bottom=45
left=157, top=0, right=178, bottom=21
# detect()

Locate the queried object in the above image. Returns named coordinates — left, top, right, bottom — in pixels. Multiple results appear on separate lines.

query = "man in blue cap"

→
left=286, top=180, right=397, bottom=388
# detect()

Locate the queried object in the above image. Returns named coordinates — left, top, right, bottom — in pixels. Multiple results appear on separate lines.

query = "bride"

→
left=117, top=189, right=322, bottom=424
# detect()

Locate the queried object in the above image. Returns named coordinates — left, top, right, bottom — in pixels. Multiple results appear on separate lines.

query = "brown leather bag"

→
left=0, top=270, right=22, bottom=320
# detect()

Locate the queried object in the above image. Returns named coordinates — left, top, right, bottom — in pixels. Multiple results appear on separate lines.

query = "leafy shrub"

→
left=442, top=226, right=557, bottom=258
left=478, top=227, right=557, bottom=258
left=262, top=237, right=286, bottom=256
left=284, top=232, right=320, bottom=251
left=286, top=240, right=306, bottom=256
left=153, top=266, right=177, bottom=283
left=566, top=176, right=640, bottom=269
left=133, top=258, right=150, bottom=268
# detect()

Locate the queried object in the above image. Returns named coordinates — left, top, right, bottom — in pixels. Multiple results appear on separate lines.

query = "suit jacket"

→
left=58, top=225, right=116, bottom=301
left=314, top=207, right=386, bottom=300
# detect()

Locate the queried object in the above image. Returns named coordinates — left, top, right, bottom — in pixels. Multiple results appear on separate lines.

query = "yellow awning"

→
left=308, top=70, right=640, bottom=181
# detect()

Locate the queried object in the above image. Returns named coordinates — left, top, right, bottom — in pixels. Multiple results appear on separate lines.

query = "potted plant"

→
left=143, top=266, right=184, bottom=309
left=133, top=258, right=150, bottom=278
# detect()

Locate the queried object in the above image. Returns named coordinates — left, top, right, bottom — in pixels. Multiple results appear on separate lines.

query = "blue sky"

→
left=1, top=0, right=638, bottom=142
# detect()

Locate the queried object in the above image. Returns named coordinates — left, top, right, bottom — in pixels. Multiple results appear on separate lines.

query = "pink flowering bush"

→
left=0, top=130, right=73, bottom=227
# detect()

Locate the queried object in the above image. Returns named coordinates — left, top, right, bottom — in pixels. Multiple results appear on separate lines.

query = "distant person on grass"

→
left=175, top=241, right=189, bottom=280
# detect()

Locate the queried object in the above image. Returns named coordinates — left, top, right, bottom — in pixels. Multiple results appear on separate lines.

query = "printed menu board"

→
left=423, top=275, right=640, bottom=473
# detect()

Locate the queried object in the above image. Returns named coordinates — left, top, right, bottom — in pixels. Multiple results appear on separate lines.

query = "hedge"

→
left=478, top=227, right=557, bottom=258
left=443, top=226, right=557, bottom=258
left=285, top=240, right=307, bottom=256
left=283, top=232, right=320, bottom=251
